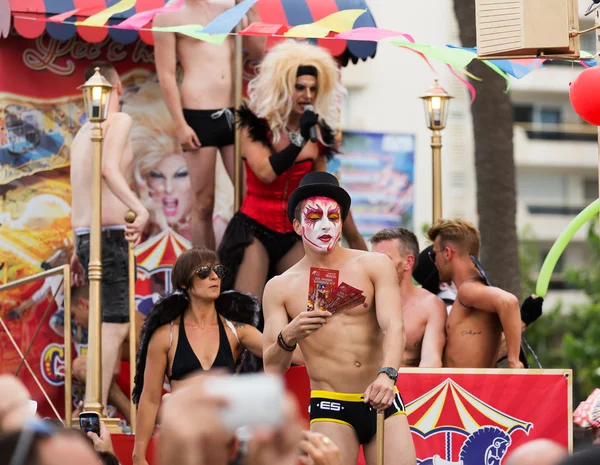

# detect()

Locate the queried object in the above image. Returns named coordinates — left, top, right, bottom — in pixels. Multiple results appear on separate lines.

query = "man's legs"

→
left=185, top=147, right=218, bottom=249
left=219, top=144, right=235, bottom=183
left=101, top=322, right=129, bottom=415
left=363, top=414, right=416, bottom=465
left=311, top=422, right=360, bottom=465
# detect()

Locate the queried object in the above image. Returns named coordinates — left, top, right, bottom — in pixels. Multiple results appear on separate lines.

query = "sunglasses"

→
left=195, top=264, right=228, bottom=280
left=428, top=248, right=443, bottom=263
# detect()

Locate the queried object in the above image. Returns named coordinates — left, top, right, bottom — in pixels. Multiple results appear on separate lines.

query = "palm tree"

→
left=453, top=0, right=522, bottom=297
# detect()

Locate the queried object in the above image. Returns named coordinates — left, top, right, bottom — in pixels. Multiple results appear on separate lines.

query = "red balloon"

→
left=570, top=66, right=600, bottom=126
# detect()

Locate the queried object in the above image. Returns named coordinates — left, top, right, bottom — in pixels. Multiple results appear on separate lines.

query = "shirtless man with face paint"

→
left=263, top=172, right=416, bottom=465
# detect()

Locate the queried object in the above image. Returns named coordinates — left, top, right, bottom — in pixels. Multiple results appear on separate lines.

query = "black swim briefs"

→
left=309, top=388, right=406, bottom=445
left=183, top=108, right=235, bottom=148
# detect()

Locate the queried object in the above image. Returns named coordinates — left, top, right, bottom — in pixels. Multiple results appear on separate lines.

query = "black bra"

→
left=168, top=313, right=236, bottom=381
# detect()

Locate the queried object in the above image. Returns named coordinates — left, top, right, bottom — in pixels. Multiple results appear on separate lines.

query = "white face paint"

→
left=301, top=196, right=343, bottom=253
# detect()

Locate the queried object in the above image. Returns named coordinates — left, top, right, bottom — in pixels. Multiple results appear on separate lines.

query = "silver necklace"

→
left=286, top=126, right=304, bottom=147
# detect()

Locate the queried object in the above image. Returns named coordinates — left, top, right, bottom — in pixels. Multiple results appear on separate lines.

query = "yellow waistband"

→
left=311, top=387, right=399, bottom=402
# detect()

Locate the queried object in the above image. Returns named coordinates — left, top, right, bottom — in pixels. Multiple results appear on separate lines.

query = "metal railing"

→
left=515, top=122, right=597, bottom=142
left=0, top=265, right=72, bottom=426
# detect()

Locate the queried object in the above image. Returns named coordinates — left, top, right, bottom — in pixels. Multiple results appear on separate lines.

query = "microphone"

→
left=304, top=105, right=318, bottom=143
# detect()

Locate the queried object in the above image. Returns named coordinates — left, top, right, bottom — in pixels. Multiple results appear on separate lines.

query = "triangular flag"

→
left=152, top=25, right=228, bottom=45
left=286, top=9, right=366, bottom=38
left=114, top=0, right=184, bottom=30
left=76, top=0, right=137, bottom=27
left=201, top=0, right=259, bottom=34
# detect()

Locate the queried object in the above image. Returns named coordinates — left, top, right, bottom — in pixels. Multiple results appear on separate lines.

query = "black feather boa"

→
left=236, top=105, right=338, bottom=160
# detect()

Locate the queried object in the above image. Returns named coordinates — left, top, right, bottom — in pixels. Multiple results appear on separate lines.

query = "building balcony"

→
left=514, top=123, right=598, bottom=169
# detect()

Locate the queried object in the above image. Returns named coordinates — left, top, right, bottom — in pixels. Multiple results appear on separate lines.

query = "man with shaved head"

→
left=505, top=439, right=567, bottom=465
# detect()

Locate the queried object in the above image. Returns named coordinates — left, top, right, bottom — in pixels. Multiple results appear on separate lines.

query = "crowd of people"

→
left=1, top=1, right=595, bottom=464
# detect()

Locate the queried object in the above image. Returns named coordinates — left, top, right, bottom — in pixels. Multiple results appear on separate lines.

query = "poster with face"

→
left=333, top=131, right=415, bottom=239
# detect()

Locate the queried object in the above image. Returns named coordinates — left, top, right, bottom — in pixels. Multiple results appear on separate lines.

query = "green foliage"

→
left=520, top=221, right=600, bottom=403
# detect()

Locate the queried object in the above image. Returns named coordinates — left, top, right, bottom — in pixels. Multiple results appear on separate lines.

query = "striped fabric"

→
left=8, top=0, right=377, bottom=62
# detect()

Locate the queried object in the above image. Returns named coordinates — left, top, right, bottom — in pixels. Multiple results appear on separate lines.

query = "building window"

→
left=514, top=105, right=533, bottom=123
left=538, top=108, right=561, bottom=125
left=584, top=178, right=598, bottom=203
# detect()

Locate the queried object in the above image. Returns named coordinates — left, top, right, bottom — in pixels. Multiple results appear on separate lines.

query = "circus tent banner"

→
left=282, top=367, right=571, bottom=465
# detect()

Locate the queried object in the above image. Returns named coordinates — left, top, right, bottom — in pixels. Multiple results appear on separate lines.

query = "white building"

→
left=340, top=0, right=597, bottom=307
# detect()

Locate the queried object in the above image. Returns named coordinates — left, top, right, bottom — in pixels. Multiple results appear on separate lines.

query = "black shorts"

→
left=75, top=229, right=129, bottom=323
left=309, top=389, right=406, bottom=445
left=183, top=108, right=235, bottom=148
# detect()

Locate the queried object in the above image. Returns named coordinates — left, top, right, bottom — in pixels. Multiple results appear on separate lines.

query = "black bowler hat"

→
left=287, top=172, right=351, bottom=223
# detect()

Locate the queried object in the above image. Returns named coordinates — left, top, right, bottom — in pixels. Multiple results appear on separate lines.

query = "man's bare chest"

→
left=446, top=302, right=499, bottom=335
left=403, top=309, right=427, bottom=348
left=176, top=1, right=234, bottom=27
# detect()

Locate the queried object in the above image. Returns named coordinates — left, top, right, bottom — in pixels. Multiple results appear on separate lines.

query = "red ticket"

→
left=332, top=294, right=367, bottom=313
left=324, top=282, right=362, bottom=310
left=307, top=268, right=339, bottom=312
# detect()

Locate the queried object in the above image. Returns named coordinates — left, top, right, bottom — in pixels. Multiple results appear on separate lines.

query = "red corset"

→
left=240, top=160, right=313, bottom=233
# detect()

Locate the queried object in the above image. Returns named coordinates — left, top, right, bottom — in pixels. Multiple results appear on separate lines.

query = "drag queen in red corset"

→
left=218, top=40, right=345, bottom=303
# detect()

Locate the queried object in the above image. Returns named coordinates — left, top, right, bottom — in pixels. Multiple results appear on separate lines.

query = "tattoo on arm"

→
left=233, top=322, right=246, bottom=329
left=461, top=330, right=482, bottom=336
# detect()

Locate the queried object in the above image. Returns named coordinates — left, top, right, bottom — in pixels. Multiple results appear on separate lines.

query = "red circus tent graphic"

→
left=134, top=228, right=191, bottom=293
left=407, top=378, right=533, bottom=438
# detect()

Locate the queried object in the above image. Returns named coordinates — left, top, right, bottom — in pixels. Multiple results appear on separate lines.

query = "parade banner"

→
left=335, top=130, right=415, bottom=239
left=285, top=367, right=572, bottom=465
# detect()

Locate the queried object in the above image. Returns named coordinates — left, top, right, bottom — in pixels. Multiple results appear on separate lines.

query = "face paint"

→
left=301, top=196, right=342, bottom=252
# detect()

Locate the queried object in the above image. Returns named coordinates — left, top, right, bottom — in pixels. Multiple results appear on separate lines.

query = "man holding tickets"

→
left=263, top=172, right=415, bottom=465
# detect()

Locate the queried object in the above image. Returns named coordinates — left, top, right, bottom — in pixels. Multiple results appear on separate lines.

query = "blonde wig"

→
left=122, top=81, right=181, bottom=191
left=247, top=40, right=345, bottom=144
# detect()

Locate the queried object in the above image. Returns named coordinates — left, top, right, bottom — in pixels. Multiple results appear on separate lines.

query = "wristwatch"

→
left=378, top=367, right=398, bottom=382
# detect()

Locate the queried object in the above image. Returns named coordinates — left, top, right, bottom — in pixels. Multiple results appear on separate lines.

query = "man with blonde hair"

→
left=427, top=219, right=523, bottom=368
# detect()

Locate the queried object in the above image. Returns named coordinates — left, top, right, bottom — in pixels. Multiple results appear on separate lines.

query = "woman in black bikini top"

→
left=131, top=247, right=303, bottom=465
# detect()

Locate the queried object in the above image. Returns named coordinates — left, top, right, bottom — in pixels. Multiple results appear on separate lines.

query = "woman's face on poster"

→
left=147, top=154, right=192, bottom=225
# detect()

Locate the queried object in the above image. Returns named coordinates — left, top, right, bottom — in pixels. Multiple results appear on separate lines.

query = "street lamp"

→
left=78, top=68, right=112, bottom=417
left=420, top=80, right=453, bottom=223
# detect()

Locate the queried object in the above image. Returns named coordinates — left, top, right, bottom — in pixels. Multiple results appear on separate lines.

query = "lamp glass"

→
left=420, top=81, right=452, bottom=131
left=79, top=69, right=113, bottom=122
left=422, top=96, right=451, bottom=130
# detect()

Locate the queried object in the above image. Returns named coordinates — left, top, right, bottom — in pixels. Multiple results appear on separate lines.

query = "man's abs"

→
left=300, top=317, right=384, bottom=393
left=178, top=39, right=234, bottom=109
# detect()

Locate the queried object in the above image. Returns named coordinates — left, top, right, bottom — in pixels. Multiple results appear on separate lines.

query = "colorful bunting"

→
left=152, top=24, right=228, bottom=45
left=76, top=0, right=137, bottom=27
left=7, top=0, right=598, bottom=102
left=114, top=0, right=185, bottom=30
left=47, top=6, right=106, bottom=24
left=285, top=9, right=366, bottom=38
left=335, top=27, right=413, bottom=42
left=392, top=42, right=477, bottom=69
left=201, top=0, right=259, bottom=34
left=239, top=22, right=286, bottom=36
